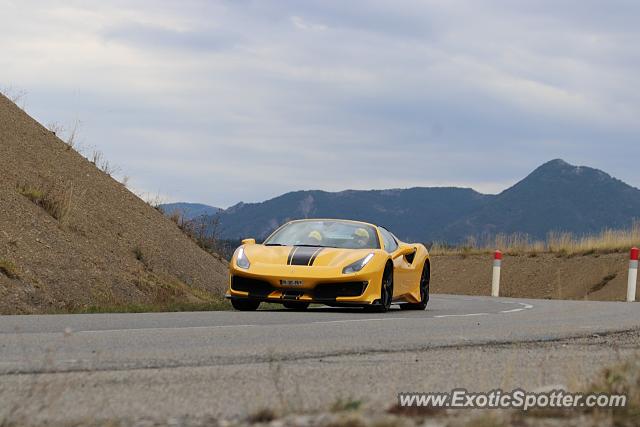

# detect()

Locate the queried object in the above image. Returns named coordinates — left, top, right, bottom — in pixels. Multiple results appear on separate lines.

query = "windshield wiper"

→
left=264, top=243, right=286, bottom=246
left=294, top=244, right=333, bottom=248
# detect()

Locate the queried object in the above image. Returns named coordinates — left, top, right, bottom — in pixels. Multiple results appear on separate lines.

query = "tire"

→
left=282, top=301, right=310, bottom=310
left=231, top=298, right=261, bottom=311
left=366, top=265, right=393, bottom=313
left=400, top=261, right=430, bottom=310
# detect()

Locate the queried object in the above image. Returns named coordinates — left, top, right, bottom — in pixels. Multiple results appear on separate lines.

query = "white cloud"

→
left=291, top=15, right=328, bottom=31
left=1, top=0, right=639, bottom=207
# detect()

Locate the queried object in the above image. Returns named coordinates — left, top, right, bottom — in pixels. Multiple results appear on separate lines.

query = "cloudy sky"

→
left=2, top=0, right=639, bottom=208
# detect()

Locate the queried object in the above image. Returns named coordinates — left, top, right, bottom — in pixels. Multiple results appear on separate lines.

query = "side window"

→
left=379, top=228, right=398, bottom=253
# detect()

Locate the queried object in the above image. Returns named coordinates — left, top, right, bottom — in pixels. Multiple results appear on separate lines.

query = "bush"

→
left=18, top=181, right=76, bottom=227
left=133, top=246, right=145, bottom=263
left=0, top=259, right=20, bottom=279
left=166, top=211, right=231, bottom=257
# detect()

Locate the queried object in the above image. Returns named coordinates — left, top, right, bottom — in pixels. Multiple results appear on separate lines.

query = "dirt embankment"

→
left=431, top=252, right=630, bottom=301
left=0, top=94, right=228, bottom=314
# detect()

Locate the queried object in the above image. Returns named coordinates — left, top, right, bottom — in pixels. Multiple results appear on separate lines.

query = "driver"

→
left=306, top=230, right=323, bottom=246
left=353, top=228, right=370, bottom=248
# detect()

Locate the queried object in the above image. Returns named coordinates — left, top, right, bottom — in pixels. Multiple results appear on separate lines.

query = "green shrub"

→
left=18, top=182, right=75, bottom=227
left=0, top=260, right=19, bottom=279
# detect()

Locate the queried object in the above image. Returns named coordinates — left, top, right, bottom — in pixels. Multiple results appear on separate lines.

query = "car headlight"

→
left=342, top=253, right=374, bottom=274
left=235, top=247, right=250, bottom=269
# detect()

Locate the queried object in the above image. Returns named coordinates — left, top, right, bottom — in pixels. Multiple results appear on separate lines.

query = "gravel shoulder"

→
left=1, top=324, right=639, bottom=426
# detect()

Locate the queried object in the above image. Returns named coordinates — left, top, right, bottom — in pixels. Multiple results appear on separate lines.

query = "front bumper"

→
left=226, top=268, right=383, bottom=306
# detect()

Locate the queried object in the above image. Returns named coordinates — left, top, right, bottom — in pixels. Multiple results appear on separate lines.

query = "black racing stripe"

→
left=308, top=248, right=324, bottom=266
left=287, top=247, right=297, bottom=265
left=290, top=246, right=321, bottom=266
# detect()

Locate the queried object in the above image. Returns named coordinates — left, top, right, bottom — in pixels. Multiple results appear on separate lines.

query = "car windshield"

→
left=264, top=220, right=380, bottom=249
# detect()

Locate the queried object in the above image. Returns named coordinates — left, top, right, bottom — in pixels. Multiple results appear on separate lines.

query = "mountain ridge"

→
left=180, top=159, right=640, bottom=243
left=159, top=202, right=221, bottom=220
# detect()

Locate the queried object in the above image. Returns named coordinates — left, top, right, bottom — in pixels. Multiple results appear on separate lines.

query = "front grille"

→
left=314, top=281, right=368, bottom=299
left=231, top=276, right=274, bottom=298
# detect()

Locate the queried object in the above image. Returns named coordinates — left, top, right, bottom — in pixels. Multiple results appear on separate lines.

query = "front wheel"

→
left=400, top=261, right=430, bottom=310
left=366, top=267, right=393, bottom=313
left=231, top=298, right=261, bottom=311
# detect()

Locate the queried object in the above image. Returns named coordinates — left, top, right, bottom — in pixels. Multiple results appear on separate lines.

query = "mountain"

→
left=441, top=159, right=640, bottom=241
left=159, top=202, right=221, bottom=220
left=193, top=159, right=640, bottom=243
left=216, top=187, right=489, bottom=242
left=0, top=94, right=228, bottom=314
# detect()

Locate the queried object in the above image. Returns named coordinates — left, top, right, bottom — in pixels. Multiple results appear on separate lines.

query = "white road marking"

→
left=434, top=301, right=533, bottom=318
left=434, top=313, right=490, bottom=318
left=499, top=302, right=534, bottom=314
left=310, top=317, right=410, bottom=324
left=500, top=308, right=525, bottom=313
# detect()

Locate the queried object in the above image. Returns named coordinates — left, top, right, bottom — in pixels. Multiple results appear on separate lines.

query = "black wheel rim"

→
left=419, top=265, right=429, bottom=303
left=382, top=274, right=392, bottom=308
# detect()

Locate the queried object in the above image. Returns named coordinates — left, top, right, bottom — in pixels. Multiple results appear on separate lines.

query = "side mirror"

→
left=393, top=245, right=415, bottom=259
left=242, top=238, right=256, bottom=245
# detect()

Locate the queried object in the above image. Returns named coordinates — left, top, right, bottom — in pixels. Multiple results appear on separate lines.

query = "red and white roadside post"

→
left=627, top=247, right=639, bottom=302
left=491, top=250, right=502, bottom=297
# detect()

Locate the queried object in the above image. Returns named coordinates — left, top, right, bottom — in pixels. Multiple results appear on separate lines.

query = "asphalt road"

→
left=2, top=294, right=640, bottom=423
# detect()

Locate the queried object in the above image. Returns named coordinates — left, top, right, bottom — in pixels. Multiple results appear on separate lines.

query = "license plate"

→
left=280, top=279, right=303, bottom=286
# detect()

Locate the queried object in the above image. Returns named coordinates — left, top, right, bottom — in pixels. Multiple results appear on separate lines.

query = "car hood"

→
left=242, top=245, right=374, bottom=267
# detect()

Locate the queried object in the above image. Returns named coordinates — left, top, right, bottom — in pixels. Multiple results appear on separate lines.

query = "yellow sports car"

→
left=226, top=219, right=430, bottom=312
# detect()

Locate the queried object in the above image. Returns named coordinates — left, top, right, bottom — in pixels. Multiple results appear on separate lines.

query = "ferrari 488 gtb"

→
left=226, top=219, right=430, bottom=312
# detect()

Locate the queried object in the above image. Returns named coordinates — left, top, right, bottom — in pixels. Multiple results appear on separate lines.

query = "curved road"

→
left=1, top=295, right=639, bottom=374
left=2, top=294, right=640, bottom=423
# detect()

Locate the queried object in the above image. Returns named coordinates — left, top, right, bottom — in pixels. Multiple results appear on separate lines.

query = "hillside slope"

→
left=0, top=95, right=228, bottom=314
left=200, top=160, right=640, bottom=243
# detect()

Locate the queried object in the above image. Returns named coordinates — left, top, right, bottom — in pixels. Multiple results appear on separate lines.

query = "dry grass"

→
left=0, top=259, right=20, bottom=279
left=166, top=210, right=229, bottom=258
left=64, top=119, right=80, bottom=151
left=1, top=85, right=27, bottom=109
left=46, top=270, right=232, bottom=314
left=585, top=355, right=640, bottom=423
left=90, top=149, right=121, bottom=176
left=133, top=246, right=146, bottom=264
left=247, top=408, right=278, bottom=423
left=68, top=300, right=232, bottom=314
left=44, top=270, right=233, bottom=314
left=18, top=181, right=76, bottom=227
left=430, top=222, right=640, bottom=257
left=509, top=354, right=640, bottom=425
left=47, top=118, right=124, bottom=178
left=144, top=192, right=166, bottom=211
left=46, top=121, right=65, bottom=136
left=331, top=398, right=363, bottom=412
left=17, top=186, right=45, bottom=203
left=386, top=403, right=445, bottom=418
